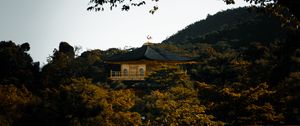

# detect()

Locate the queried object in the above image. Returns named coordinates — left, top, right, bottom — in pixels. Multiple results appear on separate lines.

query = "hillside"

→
left=162, top=7, right=283, bottom=47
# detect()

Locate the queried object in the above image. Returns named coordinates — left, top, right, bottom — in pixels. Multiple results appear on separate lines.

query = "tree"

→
left=0, top=41, right=39, bottom=90
left=42, top=42, right=76, bottom=88
left=87, top=0, right=159, bottom=14
left=37, top=78, right=142, bottom=125
left=141, top=86, right=224, bottom=125
left=144, top=65, right=192, bottom=90
left=225, top=0, right=299, bottom=19
left=195, top=82, right=284, bottom=125
left=0, top=84, right=39, bottom=125
left=225, top=0, right=300, bottom=31
left=276, top=72, right=300, bottom=123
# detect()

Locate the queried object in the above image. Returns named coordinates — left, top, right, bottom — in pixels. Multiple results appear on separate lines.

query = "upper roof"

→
left=106, top=45, right=190, bottom=62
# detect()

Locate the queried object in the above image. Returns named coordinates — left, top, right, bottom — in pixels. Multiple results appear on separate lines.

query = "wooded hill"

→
left=163, top=7, right=284, bottom=47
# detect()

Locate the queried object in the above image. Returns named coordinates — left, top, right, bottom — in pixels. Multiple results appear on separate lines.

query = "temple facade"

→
left=106, top=44, right=191, bottom=81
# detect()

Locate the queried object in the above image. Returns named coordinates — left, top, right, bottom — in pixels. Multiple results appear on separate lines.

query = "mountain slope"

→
left=162, top=7, right=283, bottom=46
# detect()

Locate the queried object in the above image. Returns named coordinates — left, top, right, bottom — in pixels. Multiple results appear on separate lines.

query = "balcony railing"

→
left=110, top=71, right=146, bottom=81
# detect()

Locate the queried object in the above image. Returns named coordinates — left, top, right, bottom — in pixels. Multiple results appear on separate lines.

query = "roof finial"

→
left=144, top=35, right=153, bottom=46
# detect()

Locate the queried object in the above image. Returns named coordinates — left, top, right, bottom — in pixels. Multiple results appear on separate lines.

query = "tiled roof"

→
left=106, top=45, right=190, bottom=61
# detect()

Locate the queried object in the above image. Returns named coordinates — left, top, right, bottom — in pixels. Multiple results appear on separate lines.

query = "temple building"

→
left=106, top=43, right=192, bottom=81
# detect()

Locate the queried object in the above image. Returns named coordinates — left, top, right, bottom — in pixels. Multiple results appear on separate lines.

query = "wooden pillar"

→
left=110, top=70, right=112, bottom=78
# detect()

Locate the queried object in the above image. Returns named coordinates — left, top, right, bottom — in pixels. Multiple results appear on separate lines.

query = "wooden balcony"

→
left=109, top=71, right=146, bottom=81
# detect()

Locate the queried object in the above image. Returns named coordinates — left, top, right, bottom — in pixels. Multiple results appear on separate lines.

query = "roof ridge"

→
left=151, top=47, right=167, bottom=60
left=143, top=45, right=150, bottom=57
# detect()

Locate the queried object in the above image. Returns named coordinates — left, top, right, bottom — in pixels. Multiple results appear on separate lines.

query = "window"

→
left=139, top=68, right=145, bottom=76
left=123, top=69, right=128, bottom=76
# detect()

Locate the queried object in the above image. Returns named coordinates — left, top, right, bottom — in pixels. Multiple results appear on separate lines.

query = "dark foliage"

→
left=0, top=41, right=40, bottom=91
left=163, top=7, right=283, bottom=46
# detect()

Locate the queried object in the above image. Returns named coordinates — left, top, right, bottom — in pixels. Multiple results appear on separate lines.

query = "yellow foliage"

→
left=230, top=59, right=251, bottom=65
left=144, top=86, right=224, bottom=125
left=242, top=82, right=276, bottom=101
left=111, top=112, right=142, bottom=126
left=0, top=84, right=39, bottom=125
left=221, top=87, right=241, bottom=98
left=109, top=89, right=136, bottom=111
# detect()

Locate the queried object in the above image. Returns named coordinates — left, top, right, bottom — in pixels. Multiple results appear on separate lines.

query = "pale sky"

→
left=0, top=0, right=250, bottom=64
